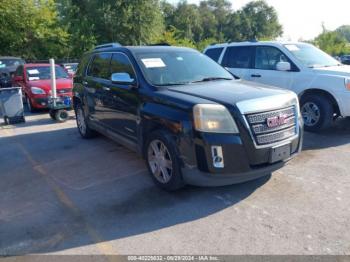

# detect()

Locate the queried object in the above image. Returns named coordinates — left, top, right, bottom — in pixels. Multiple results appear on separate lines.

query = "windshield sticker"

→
left=285, top=44, right=300, bottom=51
left=176, top=57, right=184, bottom=61
left=0, top=64, right=5, bottom=68
left=141, top=58, right=166, bottom=68
left=28, top=76, right=40, bottom=81
left=28, top=69, right=40, bottom=75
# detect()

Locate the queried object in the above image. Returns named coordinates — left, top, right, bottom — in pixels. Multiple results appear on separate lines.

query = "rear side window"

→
left=87, top=53, right=112, bottom=79
left=222, top=46, right=253, bottom=68
left=204, top=48, right=224, bottom=62
left=110, top=53, right=136, bottom=79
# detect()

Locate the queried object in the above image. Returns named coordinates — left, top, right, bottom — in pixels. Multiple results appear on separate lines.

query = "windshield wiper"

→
left=191, top=77, right=233, bottom=83
left=156, top=82, right=190, bottom=86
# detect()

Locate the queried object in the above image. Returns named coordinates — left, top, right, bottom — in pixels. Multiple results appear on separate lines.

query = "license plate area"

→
left=270, top=143, right=291, bottom=163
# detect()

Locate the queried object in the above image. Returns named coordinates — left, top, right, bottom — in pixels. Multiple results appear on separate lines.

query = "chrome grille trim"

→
left=247, top=107, right=295, bottom=124
left=245, top=106, right=298, bottom=146
left=256, top=126, right=296, bottom=145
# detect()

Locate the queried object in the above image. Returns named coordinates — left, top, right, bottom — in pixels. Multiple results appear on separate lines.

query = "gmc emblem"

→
left=267, top=114, right=288, bottom=128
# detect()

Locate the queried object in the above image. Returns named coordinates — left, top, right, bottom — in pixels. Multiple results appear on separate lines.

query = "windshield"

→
left=284, top=44, right=340, bottom=68
left=135, top=50, right=233, bottom=86
left=0, top=59, right=24, bottom=68
left=26, top=66, right=69, bottom=81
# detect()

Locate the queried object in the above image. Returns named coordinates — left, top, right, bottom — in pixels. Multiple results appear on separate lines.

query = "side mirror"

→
left=276, top=62, right=291, bottom=71
left=13, top=75, right=24, bottom=82
left=111, top=72, right=135, bottom=86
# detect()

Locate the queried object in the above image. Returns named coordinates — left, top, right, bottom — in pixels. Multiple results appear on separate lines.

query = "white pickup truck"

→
left=204, top=41, right=350, bottom=132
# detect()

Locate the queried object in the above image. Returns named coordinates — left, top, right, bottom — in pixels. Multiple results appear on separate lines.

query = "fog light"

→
left=211, top=146, right=224, bottom=168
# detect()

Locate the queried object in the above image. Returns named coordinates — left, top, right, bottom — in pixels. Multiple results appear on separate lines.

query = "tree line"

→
left=0, top=0, right=348, bottom=60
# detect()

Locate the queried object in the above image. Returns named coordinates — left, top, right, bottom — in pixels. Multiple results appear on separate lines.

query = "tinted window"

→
left=110, top=53, right=136, bottom=79
left=222, top=46, right=253, bottom=68
left=87, top=53, right=112, bottom=79
left=76, top=55, right=91, bottom=77
left=0, top=58, right=24, bottom=68
left=204, top=48, right=223, bottom=62
left=255, top=46, right=289, bottom=70
left=15, top=65, right=24, bottom=76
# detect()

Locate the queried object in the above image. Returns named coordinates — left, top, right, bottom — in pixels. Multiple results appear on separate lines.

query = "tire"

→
left=75, top=103, right=96, bottom=139
left=4, top=116, right=9, bottom=125
left=144, top=130, right=185, bottom=191
left=26, top=95, right=36, bottom=113
left=55, top=109, right=69, bottom=123
left=300, top=94, right=334, bottom=132
left=49, top=110, right=56, bottom=120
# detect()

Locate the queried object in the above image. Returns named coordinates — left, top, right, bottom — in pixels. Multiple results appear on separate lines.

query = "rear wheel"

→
left=75, top=103, right=96, bottom=138
left=145, top=130, right=185, bottom=191
left=55, top=109, right=69, bottom=123
left=300, top=94, right=333, bottom=132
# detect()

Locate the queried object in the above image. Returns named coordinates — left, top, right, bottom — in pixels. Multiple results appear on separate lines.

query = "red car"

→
left=12, top=63, right=73, bottom=112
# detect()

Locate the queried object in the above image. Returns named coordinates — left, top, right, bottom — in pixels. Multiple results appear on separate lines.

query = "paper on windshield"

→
left=141, top=58, right=166, bottom=68
left=28, top=69, right=40, bottom=75
left=285, top=44, right=300, bottom=51
left=28, top=77, right=40, bottom=81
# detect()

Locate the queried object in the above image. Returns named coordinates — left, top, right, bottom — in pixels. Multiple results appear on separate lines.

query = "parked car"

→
left=60, top=63, right=79, bottom=77
left=12, top=63, right=73, bottom=112
left=341, top=55, right=350, bottom=65
left=0, top=68, right=12, bottom=88
left=0, top=56, right=25, bottom=77
left=73, top=43, right=303, bottom=191
left=204, top=42, right=350, bottom=132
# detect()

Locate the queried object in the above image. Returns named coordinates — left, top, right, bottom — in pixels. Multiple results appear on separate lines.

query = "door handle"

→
left=102, top=86, right=111, bottom=91
left=251, top=74, right=261, bottom=78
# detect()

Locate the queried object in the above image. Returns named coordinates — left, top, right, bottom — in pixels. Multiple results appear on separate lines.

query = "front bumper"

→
left=31, top=93, right=73, bottom=109
left=180, top=126, right=303, bottom=187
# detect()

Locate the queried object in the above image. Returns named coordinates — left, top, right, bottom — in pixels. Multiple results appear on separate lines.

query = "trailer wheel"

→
left=55, top=109, right=69, bottom=123
left=49, top=110, right=56, bottom=120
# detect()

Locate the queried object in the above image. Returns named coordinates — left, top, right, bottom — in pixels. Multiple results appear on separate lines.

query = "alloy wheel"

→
left=301, top=102, right=321, bottom=127
left=147, top=140, right=173, bottom=184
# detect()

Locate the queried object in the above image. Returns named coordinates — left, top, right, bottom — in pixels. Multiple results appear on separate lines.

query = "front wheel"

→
left=145, top=131, right=185, bottom=191
left=300, top=95, right=334, bottom=132
left=26, top=96, right=36, bottom=113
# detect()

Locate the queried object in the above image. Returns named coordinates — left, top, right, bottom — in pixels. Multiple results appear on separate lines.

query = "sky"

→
left=167, top=0, right=350, bottom=41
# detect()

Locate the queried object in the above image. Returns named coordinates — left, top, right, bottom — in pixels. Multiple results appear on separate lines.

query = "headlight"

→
left=193, top=104, right=239, bottom=133
left=31, top=86, right=46, bottom=94
left=345, top=78, right=350, bottom=91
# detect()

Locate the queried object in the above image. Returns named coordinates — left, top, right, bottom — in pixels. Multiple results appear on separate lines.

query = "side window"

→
left=87, top=53, right=112, bottom=79
left=255, top=46, right=289, bottom=70
left=110, top=53, right=136, bottom=80
left=222, top=46, right=253, bottom=68
left=76, top=54, right=91, bottom=77
left=15, top=65, right=23, bottom=76
left=204, top=48, right=224, bottom=62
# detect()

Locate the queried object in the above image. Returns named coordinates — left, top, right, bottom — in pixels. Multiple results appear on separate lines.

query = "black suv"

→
left=73, top=43, right=303, bottom=191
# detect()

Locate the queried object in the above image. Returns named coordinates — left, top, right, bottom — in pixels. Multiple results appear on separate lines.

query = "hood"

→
left=166, top=79, right=293, bottom=107
left=313, top=65, right=350, bottom=77
left=27, top=78, right=73, bottom=90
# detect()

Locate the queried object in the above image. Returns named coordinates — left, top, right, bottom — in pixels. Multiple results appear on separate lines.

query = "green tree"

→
left=0, top=0, right=69, bottom=59
left=314, top=27, right=350, bottom=56
left=235, top=0, right=283, bottom=41
left=336, top=25, right=350, bottom=42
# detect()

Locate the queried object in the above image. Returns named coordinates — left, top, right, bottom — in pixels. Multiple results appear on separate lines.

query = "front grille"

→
left=245, top=106, right=297, bottom=146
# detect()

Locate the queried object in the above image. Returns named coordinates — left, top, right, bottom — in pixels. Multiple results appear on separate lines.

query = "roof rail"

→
left=94, top=43, right=122, bottom=50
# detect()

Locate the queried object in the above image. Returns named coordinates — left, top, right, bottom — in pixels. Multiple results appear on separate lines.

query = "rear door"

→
left=221, top=46, right=254, bottom=80
left=84, top=52, right=112, bottom=123
left=101, top=52, right=139, bottom=141
left=248, top=46, right=297, bottom=89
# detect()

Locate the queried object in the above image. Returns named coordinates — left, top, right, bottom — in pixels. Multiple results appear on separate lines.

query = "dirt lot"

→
left=0, top=111, right=349, bottom=255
